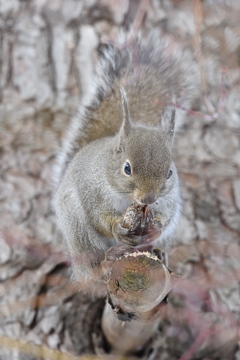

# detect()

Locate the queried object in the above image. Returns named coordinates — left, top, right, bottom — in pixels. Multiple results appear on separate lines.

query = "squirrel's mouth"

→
left=134, top=198, right=156, bottom=206
left=134, top=199, right=146, bottom=206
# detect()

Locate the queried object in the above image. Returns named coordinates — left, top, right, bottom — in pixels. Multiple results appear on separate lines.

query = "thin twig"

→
left=178, top=327, right=210, bottom=360
left=0, top=335, right=114, bottom=360
left=217, top=67, right=227, bottom=114
left=194, top=0, right=215, bottom=115
left=168, top=101, right=215, bottom=121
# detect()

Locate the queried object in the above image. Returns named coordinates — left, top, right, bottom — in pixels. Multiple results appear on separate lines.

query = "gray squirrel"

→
left=54, top=31, right=193, bottom=292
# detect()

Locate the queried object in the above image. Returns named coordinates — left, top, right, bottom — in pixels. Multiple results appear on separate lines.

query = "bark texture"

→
left=0, top=1, right=240, bottom=359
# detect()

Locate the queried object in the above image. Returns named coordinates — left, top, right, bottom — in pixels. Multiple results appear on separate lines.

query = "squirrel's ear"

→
left=161, top=106, right=176, bottom=142
left=120, top=86, right=131, bottom=135
left=117, top=87, right=132, bottom=152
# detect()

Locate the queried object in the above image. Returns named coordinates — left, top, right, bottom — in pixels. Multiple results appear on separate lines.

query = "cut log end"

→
left=107, top=250, right=172, bottom=320
left=102, top=249, right=174, bottom=354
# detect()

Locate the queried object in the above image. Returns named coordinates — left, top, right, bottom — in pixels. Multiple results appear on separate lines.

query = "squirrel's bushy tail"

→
left=53, top=29, right=197, bottom=187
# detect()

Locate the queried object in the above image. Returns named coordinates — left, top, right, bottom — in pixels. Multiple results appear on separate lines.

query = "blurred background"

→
left=0, top=0, right=239, bottom=359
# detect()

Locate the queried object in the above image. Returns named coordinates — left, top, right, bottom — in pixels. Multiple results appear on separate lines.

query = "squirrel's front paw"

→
left=112, top=203, right=162, bottom=246
left=112, top=221, right=140, bottom=246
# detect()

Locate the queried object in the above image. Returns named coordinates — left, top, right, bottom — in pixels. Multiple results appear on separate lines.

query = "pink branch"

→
left=178, top=327, right=209, bottom=360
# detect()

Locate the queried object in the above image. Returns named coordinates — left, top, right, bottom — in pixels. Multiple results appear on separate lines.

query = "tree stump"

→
left=101, top=246, right=173, bottom=355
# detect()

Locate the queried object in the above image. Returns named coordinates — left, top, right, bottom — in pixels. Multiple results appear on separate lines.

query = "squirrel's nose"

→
left=138, top=192, right=157, bottom=205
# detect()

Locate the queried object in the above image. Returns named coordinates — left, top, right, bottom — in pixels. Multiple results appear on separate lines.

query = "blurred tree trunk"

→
left=0, top=0, right=105, bottom=129
left=0, top=0, right=131, bottom=119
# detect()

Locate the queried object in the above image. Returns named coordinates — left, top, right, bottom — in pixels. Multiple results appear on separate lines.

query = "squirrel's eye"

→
left=167, top=169, right=173, bottom=180
left=123, top=162, right=132, bottom=176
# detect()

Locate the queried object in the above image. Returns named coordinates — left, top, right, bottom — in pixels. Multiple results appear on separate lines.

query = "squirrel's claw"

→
left=113, top=218, right=162, bottom=247
left=112, top=221, right=140, bottom=245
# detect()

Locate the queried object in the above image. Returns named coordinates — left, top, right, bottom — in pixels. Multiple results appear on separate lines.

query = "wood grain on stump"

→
left=102, top=248, right=173, bottom=354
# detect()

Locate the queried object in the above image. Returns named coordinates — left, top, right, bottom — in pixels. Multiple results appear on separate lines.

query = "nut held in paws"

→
left=120, top=203, right=160, bottom=236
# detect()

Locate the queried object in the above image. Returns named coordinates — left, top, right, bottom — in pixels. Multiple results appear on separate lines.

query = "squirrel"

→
left=54, top=30, right=193, bottom=292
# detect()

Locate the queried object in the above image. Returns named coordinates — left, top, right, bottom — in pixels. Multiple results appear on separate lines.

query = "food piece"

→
left=120, top=204, right=157, bottom=236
